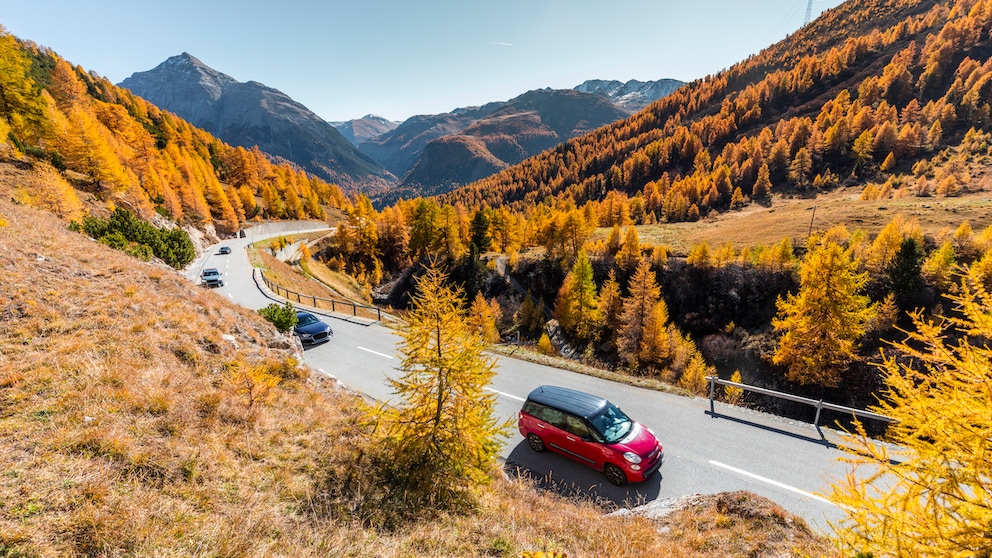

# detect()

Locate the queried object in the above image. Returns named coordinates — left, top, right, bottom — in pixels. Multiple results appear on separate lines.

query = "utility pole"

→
left=804, top=0, right=814, bottom=25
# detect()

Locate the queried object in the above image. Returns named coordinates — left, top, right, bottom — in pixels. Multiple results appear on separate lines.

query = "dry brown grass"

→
left=0, top=159, right=835, bottom=557
left=250, top=248, right=382, bottom=320
left=303, top=257, right=373, bottom=303
left=629, top=187, right=992, bottom=255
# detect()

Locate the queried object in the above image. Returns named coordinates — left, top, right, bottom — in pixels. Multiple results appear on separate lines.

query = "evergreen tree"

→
left=469, top=209, right=492, bottom=253
left=772, top=241, right=876, bottom=387
left=886, top=237, right=924, bottom=308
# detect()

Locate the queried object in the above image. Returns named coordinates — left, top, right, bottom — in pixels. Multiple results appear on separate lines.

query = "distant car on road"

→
left=201, top=268, right=224, bottom=287
left=218, top=246, right=231, bottom=255
left=294, top=311, right=333, bottom=345
left=518, top=385, right=664, bottom=486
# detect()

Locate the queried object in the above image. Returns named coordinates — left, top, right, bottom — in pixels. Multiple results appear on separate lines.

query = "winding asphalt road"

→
left=186, top=230, right=862, bottom=534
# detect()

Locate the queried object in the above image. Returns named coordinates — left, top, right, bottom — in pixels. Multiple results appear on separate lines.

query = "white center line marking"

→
left=485, top=387, right=525, bottom=402
left=708, top=460, right=837, bottom=507
left=358, top=346, right=393, bottom=359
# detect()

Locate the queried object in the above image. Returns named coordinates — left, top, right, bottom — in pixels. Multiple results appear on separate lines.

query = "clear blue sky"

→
left=3, top=0, right=844, bottom=123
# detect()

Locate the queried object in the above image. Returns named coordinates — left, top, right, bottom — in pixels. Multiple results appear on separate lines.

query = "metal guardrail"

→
left=706, top=376, right=896, bottom=429
left=260, top=271, right=383, bottom=322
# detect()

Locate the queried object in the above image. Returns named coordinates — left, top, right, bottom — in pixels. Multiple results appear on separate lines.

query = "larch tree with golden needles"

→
left=618, top=259, right=666, bottom=370
left=467, top=291, right=501, bottom=344
left=772, top=241, right=876, bottom=387
left=378, top=262, right=505, bottom=511
left=554, top=250, right=601, bottom=344
left=831, top=278, right=992, bottom=557
left=597, top=269, right=624, bottom=347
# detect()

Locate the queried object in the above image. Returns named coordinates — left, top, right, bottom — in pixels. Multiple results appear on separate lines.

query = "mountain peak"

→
left=573, top=78, right=684, bottom=112
left=119, top=55, right=392, bottom=190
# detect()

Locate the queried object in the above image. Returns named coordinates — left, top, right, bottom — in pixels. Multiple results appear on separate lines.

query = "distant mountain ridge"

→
left=121, top=54, right=683, bottom=199
left=331, top=114, right=400, bottom=146
left=119, top=53, right=394, bottom=191
left=574, top=78, right=685, bottom=113
left=374, top=88, right=631, bottom=206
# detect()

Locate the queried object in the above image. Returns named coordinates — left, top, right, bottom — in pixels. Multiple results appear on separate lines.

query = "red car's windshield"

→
left=590, top=403, right=634, bottom=443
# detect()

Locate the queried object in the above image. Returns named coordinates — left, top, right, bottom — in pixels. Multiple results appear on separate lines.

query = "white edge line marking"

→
left=485, top=387, right=525, bottom=402
left=709, top=460, right=838, bottom=507
left=357, top=346, right=393, bottom=359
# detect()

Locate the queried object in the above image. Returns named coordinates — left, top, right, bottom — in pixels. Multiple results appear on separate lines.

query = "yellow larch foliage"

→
left=831, top=277, right=992, bottom=557
left=772, top=241, right=876, bottom=387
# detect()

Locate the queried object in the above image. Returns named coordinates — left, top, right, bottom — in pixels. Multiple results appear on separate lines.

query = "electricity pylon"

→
left=804, top=0, right=814, bottom=25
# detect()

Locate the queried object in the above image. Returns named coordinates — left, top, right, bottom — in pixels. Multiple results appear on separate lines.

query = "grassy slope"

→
left=631, top=187, right=992, bottom=255
left=0, top=158, right=835, bottom=556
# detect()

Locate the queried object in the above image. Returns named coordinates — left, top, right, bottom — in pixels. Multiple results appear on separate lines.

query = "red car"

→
left=518, top=385, right=664, bottom=486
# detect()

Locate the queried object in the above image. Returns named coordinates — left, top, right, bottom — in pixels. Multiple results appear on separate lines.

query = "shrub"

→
left=258, top=302, right=298, bottom=333
left=74, top=208, right=194, bottom=268
left=537, top=333, right=555, bottom=355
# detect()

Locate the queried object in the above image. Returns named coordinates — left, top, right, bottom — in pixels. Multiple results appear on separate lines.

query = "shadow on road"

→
left=705, top=410, right=838, bottom=449
left=504, top=441, right=662, bottom=510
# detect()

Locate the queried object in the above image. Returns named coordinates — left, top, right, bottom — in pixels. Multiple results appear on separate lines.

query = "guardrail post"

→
left=708, top=376, right=716, bottom=415
left=352, top=302, right=357, bottom=316
left=813, top=400, right=823, bottom=429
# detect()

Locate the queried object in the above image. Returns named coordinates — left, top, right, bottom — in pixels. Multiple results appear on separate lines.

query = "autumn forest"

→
left=1, top=0, right=992, bottom=554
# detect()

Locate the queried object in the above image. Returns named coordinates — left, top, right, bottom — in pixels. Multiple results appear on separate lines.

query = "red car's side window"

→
left=539, top=407, right=564, bottom=427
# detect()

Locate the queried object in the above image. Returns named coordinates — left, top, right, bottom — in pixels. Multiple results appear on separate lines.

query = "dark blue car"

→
left=294, top=311, right=332, bottom=345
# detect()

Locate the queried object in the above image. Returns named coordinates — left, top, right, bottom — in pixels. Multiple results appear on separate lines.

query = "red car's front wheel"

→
left=604, top=463, right=627, bottom=486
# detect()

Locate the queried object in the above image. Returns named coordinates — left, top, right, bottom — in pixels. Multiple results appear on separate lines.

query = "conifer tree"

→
left=753, top=162, right=772, bottom=199
left=554, top=250, right=601, bottom=343
left=831, top=278, right=992, bottom=557
left=467, top=291, right=500, bottom=344
left=772, top=241, right=876, bottom=387
left=886, top=237, right=924, bottom=308
left=606, top=223, right=622, bottom=254
left=615, top=226, right=642, bottom=272
left=687, top=241, right=713, bottom=268
left=618, top=260, right=662, bottom=369
left=378, top=262, right=505, bottom=511
left=0, top=27, right=44, bottom=137
left=597, top=269, right=624, bottom=347
left=922, top=240, right=956, bottom=291
left=788, top=147, right=813, bottom=187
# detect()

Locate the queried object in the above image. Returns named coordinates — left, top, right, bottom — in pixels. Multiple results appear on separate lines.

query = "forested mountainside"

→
left=0, top=33, right=347, bottom=239
left=443, top=0, right=987, bottom=217
left=374, top=89, right=631, bottom=207
left=119, top=53, right=394, bottom=193
left=313, top=0, right=992, bottom=404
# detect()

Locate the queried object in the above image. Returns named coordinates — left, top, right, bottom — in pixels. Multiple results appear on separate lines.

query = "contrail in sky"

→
left=490, top=42, right=514, bottom=46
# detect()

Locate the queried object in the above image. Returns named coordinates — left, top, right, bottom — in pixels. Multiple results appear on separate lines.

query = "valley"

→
left=1, top=0, right=991, bottom=554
